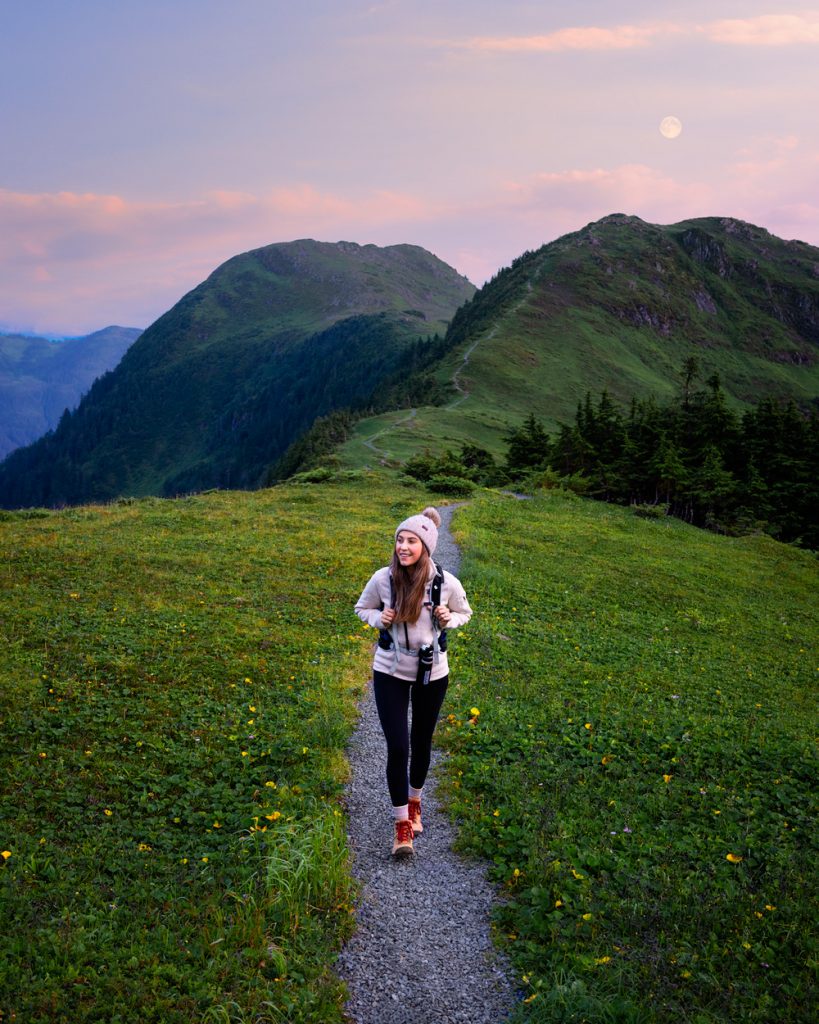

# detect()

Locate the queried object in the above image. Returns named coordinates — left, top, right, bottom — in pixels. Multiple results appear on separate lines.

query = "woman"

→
left=355, top=506, right=472, bottom=857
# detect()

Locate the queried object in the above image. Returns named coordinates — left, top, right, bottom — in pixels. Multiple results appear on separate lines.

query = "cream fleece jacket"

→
left=354, top=562, right=472, bottom=682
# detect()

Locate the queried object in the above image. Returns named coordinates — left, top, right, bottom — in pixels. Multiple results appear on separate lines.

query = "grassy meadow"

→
left=1, top=477, right=816, bottom=1023
left=439, top=491, right=817, bottom=1023
left=0, top=479, right=418, bottom=1024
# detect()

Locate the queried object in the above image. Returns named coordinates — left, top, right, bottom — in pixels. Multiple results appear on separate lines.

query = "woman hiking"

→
left=354, top=507, right=472, bottom=858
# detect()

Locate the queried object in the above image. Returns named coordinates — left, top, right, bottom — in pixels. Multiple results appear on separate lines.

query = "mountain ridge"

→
left=336, top=213, right=819, bottom=471
left=0, top=240, right=474, bottom=507
left=3, top=216, right=819, bottom=508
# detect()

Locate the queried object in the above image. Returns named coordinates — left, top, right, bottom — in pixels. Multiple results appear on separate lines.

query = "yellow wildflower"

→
left=663, top=774, right=672, bottom=783
left=1, top=851, right=11, bottom=860
left=470, top=707, right=480, bottom=717
left=104, top=809, right=113, bottom=816
left=265, top=811, right=282, bottom=821
left=726, top=853, right=743, bottom=863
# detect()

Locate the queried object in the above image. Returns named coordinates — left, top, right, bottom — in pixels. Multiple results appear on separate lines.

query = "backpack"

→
left=377, top=561, right=449, bottom=654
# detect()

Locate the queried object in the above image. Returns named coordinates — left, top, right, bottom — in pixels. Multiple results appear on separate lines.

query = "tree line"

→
left=404, top=361, right=819, bottom=549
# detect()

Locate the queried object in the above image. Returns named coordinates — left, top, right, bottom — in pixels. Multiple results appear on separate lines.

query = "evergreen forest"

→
left=403, top=360, right=819, bottom=549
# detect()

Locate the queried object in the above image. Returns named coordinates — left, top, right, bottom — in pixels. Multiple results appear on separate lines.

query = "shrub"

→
left=427, top=475, right=475, bottom=497
left=632, top=502, right=670, bottom=520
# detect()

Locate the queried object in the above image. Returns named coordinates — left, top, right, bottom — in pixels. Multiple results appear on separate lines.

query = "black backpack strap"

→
left=431, top=561, right=448, bottom=655
left=377, top=571, right=396, bottom=651
left=431, top=561, right=443, bottom=607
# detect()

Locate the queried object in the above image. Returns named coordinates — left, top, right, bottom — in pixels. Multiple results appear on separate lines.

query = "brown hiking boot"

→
left=392, top=819, right=414, bottom=858
left=408, top=797, right=423, bottom=835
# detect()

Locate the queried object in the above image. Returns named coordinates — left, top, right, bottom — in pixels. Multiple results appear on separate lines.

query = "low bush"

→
left=427, top=475, right=475, bottom=497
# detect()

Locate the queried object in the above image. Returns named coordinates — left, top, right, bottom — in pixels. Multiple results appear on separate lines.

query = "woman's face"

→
left=395, top=530, right=424, bottom=567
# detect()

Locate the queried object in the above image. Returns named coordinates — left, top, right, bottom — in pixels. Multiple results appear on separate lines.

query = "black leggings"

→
left=372, top=670, right=449, bottom=807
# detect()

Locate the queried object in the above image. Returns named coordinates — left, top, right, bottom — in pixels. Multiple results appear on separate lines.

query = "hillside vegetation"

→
left=0, top=327, right=141, bottom=460
left=0, top=479, right=414, bottom=1023
left=441, top=491, right=817, bottom=1023
left=1, top=479, right=816, bottom=1023
left=0, top=242, right=474, bottom=508
left=340, top=215, right=819, bottom=469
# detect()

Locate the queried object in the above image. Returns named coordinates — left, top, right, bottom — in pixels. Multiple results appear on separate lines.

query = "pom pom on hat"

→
left=396, top=506, right=440, bottom=555
left=420, top=506, right=441, bottom=528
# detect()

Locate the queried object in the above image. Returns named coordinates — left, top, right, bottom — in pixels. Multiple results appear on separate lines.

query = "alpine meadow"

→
left=1, top=215, right=817, bottom=1024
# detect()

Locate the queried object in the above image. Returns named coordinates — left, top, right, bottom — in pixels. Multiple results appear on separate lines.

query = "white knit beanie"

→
left=395, top=506, right=441, bottom=556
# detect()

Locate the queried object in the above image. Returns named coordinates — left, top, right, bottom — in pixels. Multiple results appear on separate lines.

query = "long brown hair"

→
left=390, top=547, right=430, bottom=624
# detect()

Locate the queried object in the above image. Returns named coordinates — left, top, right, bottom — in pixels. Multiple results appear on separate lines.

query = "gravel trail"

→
left=335, top=505, right=517, bottom=1024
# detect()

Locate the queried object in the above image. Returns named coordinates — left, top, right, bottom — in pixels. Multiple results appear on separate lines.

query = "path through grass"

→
left=2, top=480, right=816, bottom=1023
left=0, top=480, right=419, bottom=1024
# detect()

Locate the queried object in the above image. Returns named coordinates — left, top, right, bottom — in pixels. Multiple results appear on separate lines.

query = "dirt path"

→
left=446, top=272, right=538, bottom=412
left=361, top=407, right=418, bottom=461
left=335, top=505, right=517, bottom=1024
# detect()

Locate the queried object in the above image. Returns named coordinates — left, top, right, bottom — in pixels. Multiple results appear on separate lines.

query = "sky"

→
left=2, top=0, right=818, bottom=335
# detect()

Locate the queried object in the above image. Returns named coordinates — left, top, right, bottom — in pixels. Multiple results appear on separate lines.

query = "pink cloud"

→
left=456, top=23, right=675, bottom=53
left=704, top=13, right=819, bottom=45
left=0, top=185, right=445, bottom=334
left=432, top=148, right=819, bottom=284
left=447, top=13, right=819, bottom=55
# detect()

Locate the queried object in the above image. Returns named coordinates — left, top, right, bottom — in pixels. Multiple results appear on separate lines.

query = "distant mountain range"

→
left=0, top=327, right=142, bottom=461
left=0, top=241, right=474, bottom=507
left=1, top=217, right=817, bottom=510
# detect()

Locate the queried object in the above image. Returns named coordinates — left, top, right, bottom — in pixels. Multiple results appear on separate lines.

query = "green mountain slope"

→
left=0, top=241, right=474, bottom=507
left=339, top=215, right=819, bottom=467
left=0, top=327, right=142, bottom=460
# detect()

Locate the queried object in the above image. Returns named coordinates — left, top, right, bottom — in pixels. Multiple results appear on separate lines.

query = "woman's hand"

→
left=434, top=605, right=451, bottom=627
left=381, top=608, right=396, bottom=628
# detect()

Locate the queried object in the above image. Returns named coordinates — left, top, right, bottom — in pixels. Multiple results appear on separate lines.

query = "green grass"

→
left=2, top=478, right=816, bottom=1022
left=439, top=490, right=818, bottom=1023
left=0, top=479, right=424, bottom=1024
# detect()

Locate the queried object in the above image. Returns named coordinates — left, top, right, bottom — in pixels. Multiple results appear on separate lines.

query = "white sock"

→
left=393, top=804, right=409, bottom=821
left=408, top=786, right=423, bottom=800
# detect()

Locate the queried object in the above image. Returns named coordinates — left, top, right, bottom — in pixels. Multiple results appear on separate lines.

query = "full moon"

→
left=660, top=116, right=682, bottom=139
